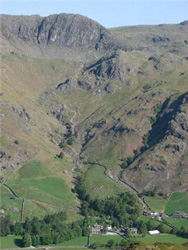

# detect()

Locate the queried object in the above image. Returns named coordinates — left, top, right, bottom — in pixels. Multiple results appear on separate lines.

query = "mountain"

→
left=0, top=13, right=188, bottom=220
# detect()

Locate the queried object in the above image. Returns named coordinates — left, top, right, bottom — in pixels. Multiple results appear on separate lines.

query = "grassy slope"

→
left=1, top=22, right=188, bottom=221
left=81, top=164, right=122, bottom=199
left=165, top=192, right=188, bottom=214
left=4, top=159, right=79, bottom=221
left=0, top=44, right=82, bottom=220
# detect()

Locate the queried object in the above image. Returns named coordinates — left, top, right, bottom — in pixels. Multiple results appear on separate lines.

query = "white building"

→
left=150, top=212, right=159, bottom=216
left=148, top=230, right=160, bottom=235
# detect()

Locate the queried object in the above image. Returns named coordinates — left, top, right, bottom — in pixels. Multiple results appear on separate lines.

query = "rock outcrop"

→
left=1, top=13, right=120, bottom=51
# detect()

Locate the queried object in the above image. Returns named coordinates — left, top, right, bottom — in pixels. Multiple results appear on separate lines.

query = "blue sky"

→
left=1, top=0, right=188, bottom=28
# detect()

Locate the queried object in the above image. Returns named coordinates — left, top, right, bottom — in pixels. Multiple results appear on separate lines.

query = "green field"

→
left=164, top=218, right=188, bottom=230
left=82, top=164, right=123, bottom=199
left=144, top=197, right=167, bottom=213
left=0, top=236, right=23, bottom=249
left=1, top=234, right=187, bottom=249
left=0, top=235, right=122, bottom=249
left=0, top=185, right=22, bottom=221
left=15, top=161, right=51, bottom=179
left=1, top=160, right=79, bottom=220
left=144, top=192, right=188, bottom=215
left=135, top=234, right=188, bottom=244
left=7, top=161, right=74, bottom=203
left=165, top=192, right=188, bottom=215
left=8, top=177, right=73, bottom=201
left=56, top=235, right=123, bottom=246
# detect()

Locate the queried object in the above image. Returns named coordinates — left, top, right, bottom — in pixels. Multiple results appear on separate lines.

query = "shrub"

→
left=14, top=139, right=19, bottom=144
left=107, top=239, right=115, bottom=248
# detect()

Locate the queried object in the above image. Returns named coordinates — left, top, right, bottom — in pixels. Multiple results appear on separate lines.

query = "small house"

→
left=0, top=209, right=4, bottom=214
left=150, top=212, right=159, bottom=216
left=91, top=223, right=103, bottom=234
left=173, top=211, right=188, bottom=219
left=107, top=225, right=112, bottom=231
left=129, top=228, right=138, bottom=234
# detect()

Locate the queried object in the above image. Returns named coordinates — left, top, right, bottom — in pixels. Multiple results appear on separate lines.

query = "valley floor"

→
left=1, top=234, right=188, bottom=249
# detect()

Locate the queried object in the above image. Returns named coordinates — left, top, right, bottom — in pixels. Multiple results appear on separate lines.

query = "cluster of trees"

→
left=74, top=179, right=140, bottom=227
left=59, top=122, right=77, bottom=149
left=140, top=190, right=156, bottom=197
left=135, top=220, right=170, bottom=236
left=140, top=190, right=167, bottom=199
left=172, top=226, right=188, bottom=239
left=121, top=157, right=134, bottom=169
left=0, top=212, right=91, bottom=247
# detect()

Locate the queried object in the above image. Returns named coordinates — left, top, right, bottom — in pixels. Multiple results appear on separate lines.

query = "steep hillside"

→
left=0, top=14, right=188, bottom=220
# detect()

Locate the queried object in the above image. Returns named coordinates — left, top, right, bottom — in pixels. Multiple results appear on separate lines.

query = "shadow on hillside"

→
left=14, top=239, right=23, bottom=247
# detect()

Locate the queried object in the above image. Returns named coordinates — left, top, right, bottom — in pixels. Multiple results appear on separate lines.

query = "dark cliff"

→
left=0, top=13, right=121, bottom=51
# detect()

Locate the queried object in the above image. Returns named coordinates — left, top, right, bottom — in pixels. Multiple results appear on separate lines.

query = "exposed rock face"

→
left=81, top=51, right=131, bottom=86
left=152, top=36, right=170, bottom=43
left=1, top=14, right=120, bottom=51
left=49, top=104, right=67, bottom=125
left=148, top=93, right=188, bottom=147
left=122, top=93, right=188, bottom=192
left=78, top=80, right=92, bottom=90
left=56, top=79, right=76, bottom=94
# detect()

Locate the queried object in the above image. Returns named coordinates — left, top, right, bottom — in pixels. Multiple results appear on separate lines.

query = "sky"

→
left=1, top=0, right=188, bottom=28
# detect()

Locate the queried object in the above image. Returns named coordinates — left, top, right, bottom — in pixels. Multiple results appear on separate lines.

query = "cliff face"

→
left=122, top=93, right=188, bottom=193
left=1, top=13, right=119, bottom=50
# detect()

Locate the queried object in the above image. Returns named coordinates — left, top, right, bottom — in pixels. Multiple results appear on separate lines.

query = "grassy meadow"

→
left=81, top=164, right=123, bottom=199
left=0, top=236, right=23, bottom=249
left=165, top=192, right=188, bottom=215
left=144, top=197, right=167, bottom=213
left=164, top=218, right=188, bottom=230
left=1, top=159, right=80, bottom=221
left=144, top=191, right=188, bottom=215
left=135, top=233, right=188, bottom=244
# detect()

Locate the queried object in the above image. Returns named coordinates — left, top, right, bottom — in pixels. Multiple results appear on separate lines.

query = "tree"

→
left=119, top=239, right=129, bottom=248
left=24, top=217, right=32, bottom=234
left=121, top=159, right=128, bottom=169
left=90, top=242, right=101, bottom=249
left=171, top=227, right=177, bottom=235
left=14, top=139, right=19, bottom=144
left=138, top=221, right=147, bottom=235
left=23, top=233, right=32, bottom=247
left=41, top=234, right=52, bottom=245
left=14, top=222, right=24, bottom=235
left=0, top=216, right=12, bottom=236
left=146, top=220, right=155, bottom=230
left=157, top=224, right=167, bottom=233
left=103, top=223, right=107, bottom=234
left=107, top=240, right=114, bottom=248
left=32, top=235, right=40, bottom=246
left=57, top=152, right=64, bottom=159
